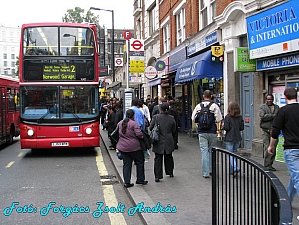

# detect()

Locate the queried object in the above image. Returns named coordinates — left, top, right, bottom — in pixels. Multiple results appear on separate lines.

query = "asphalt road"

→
left=0, top=137, right=143, bottom=225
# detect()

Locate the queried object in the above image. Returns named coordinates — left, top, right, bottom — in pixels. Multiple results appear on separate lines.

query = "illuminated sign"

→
left=43, top=65, right=76, bottom=80
left=246, top=0, right=299, bottom=59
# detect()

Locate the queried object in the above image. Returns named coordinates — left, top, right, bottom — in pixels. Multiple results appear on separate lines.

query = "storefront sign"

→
left=235, top=47, right=256, bottom=71
left=187, top=31, right=218, bottom=56
left=256, top=53, right=299, bottom=70
left=169, top=48, right=186, bottom=72
left=246, top=0, right=299, bottom=59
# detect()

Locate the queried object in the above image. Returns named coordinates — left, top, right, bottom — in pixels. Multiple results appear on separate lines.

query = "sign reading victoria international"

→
left=246, top=0, right=299, bottom=59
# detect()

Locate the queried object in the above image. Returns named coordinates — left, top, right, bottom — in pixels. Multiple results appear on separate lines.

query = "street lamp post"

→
left=63, top=34, right=76, bottom=45
left=90, top=7, right=115, bottom=82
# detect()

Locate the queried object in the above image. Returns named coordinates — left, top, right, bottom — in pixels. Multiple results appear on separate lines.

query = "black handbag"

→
left=150, top=116, right=160, bottom=144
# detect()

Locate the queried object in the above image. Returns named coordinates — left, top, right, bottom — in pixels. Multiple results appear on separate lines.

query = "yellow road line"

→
left=96, top=148, right=126, bottom=225
left=5, top=161, right=14, bottom=168
left=17, top=152, right=23, bottom=157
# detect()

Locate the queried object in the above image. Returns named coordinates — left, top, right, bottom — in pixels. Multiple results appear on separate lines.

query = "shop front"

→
left=175, top=50, right=223, bottom=132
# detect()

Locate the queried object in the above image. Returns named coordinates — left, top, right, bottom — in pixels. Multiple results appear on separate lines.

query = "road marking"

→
left=18, top=152, right=23, bottom=157
left=5, top=161, right=14, bottom=168
left=96, top=147, right=126, bottom=225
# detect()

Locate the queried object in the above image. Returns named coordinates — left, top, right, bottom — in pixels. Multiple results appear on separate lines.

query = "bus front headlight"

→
left=85, top=127, right=92, bottom=135
left=27, top=129, right=34, bottom=136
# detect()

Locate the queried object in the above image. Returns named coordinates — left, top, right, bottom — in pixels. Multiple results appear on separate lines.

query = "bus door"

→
left=0, top=88, right=5, bottom=139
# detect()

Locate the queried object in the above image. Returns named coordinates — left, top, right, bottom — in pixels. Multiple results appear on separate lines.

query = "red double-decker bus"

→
left=0, top=75, right=20, bottom=145
left=19, top=22, right=100, bottom=150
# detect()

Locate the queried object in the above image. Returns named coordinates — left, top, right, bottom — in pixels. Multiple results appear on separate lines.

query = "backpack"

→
left=195, top=102, right=215, bottom=130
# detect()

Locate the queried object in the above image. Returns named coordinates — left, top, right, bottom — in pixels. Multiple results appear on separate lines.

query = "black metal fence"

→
left=212, top=147, right=293, bottom=225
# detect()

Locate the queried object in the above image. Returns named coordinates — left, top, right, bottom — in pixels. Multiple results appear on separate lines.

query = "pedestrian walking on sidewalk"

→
left=149, top=103, right=176, bottom=182
left=116, top=109, right=148, bottom=188
left=268, top=87, right=299, bottom=206
left=222, top=102, right=244, bottom=177
left=191, top=90, right=222, bottom=178
left=259, top=94, right=279, bottom=171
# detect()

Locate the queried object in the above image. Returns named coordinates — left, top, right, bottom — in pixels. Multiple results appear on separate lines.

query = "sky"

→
left=0, top=0, right=134, bottom=29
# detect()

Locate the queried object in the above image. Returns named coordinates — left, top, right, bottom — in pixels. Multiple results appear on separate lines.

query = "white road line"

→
left=96, top=147, right=127, bottom=225
left=17, top=152, right=23, bottom=157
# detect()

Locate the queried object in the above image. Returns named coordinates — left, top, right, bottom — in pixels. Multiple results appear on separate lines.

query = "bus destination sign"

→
left=43, top=65, right=76, bottom=80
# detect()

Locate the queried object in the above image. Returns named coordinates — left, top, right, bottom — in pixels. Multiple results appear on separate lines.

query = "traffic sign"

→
left=144, top=66, right=157, bottom=79
left=123, top=30, right=132, bottom=40
left=115, top=57, right=123, bottom=66
left=130, top=39, right=144, bottom=52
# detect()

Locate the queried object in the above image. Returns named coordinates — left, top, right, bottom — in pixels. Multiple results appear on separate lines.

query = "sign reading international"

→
left=246, top=0, right=299, bottom=59
left=235, top=48, right=256, bottom=72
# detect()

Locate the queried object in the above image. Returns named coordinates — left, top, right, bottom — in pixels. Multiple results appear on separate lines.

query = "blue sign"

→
left=256, top=53, right=299, bottom=71
left=169, top=48, right=186, bottom=72
left=187, top=31, right=218, bottom=56
left=246, top=0, right=299, bottom=59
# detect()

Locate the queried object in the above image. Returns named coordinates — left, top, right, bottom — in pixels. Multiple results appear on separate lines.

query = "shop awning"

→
left=148, top=78, right=161, bottom=87
left=175, top=50, right=223, bottom=84
left=106, top=81, right=122, bottom=89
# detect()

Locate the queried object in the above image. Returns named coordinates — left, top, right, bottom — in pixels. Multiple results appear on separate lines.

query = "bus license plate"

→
left=52, top=142, right=69, bottom=147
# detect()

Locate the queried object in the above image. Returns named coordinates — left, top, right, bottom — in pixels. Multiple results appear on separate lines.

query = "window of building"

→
left=4, top=70, right=8, bottom=75
left=148, top=5, right=157, bottom=36
left=12, top=68, right=15, bottom=74
left=3, top=53, right=7, bottom=59
left=200, top=0, right=208, bottom=29
left=11, top=61, right=15, bottom=67
left=176, top=8, right=186, bottom=45
left=136, top=18, right=142, bottom=39
left=211, top=0, right=216, bottom=21
left=163, top=24, right=170, bottom=53
left=11, top=54, right=15, bottom=59
left=4, top=61, right=7, bottom=67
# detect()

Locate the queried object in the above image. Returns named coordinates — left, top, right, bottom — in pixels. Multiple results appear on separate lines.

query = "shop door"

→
left=241, top=72, right=254, bottom=149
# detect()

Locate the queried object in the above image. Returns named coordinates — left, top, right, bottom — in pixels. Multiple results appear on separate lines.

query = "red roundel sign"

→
left=144, top=66, right=157, bottom=79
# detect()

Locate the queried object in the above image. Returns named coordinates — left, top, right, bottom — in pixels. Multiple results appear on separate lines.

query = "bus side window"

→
left=7, top=88, right=16, bottom=111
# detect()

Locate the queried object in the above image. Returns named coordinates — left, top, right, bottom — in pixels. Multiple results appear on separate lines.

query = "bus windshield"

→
left=23, top=26, right=95, bottom=56
left=20, top=86, right=98, bottom=122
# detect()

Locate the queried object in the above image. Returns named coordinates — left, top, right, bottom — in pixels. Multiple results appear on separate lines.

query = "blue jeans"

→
left=225, top=141, right=240, bottom=173
left=199, top=133, right=217, bottom=176
left=284, top=149, right=299, bottom=202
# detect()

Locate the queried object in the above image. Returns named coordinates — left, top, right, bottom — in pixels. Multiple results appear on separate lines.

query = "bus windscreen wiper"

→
left=63, top=105, right=82, bottom=123
left=37, top=111, right=51, bottom=124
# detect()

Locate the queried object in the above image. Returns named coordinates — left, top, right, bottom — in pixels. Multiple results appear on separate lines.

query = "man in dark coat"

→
left=259, top=94, right=279, bottom=171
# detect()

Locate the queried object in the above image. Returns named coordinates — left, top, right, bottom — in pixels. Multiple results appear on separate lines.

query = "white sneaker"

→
left=297, top=215, right=299, bottom=221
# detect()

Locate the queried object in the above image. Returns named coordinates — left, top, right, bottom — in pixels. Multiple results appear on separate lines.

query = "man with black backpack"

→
left=191, top=90, right=223, bottom=178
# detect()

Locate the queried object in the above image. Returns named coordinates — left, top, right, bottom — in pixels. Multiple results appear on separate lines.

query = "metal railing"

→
left=212, top=147, right=293, bottom=225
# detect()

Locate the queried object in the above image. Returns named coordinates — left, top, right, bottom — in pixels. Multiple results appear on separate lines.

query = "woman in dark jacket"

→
left=116, top=109, right=148, bottom=188
left=222, top=101, right=244, bottom=177
left=106, top=105, right=116, bottom=150
left=149, top=102, right=176, bottom=182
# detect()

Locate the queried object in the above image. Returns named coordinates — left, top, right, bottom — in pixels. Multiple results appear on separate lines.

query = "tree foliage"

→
left=62, top=7, right=99, bottom=24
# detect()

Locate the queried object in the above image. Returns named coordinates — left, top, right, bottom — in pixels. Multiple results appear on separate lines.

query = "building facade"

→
left=0, top=25, right=20, bottom=76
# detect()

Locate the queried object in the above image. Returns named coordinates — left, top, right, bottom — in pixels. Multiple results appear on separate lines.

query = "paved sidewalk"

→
left=100, top=130, right=299, bottom=224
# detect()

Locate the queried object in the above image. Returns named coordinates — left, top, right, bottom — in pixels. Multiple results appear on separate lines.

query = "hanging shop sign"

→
left=234, top=47, right=256, bottom=72
left=144, top=66, right=157, bottom=79
left=211, top=46, right=224, bottom=62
